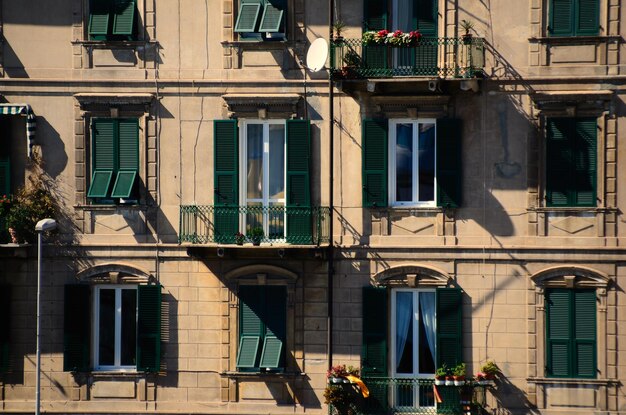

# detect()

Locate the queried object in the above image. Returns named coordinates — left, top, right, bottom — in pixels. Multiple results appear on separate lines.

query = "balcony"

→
left=330, top=37, right=484, bottom=79
left=328, top=377, right=490, bottom=415
left=179, top=205, right=330, bottom=246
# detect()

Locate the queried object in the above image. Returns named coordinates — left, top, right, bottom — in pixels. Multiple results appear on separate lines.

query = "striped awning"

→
left=0, top=104, right=36, bottom=159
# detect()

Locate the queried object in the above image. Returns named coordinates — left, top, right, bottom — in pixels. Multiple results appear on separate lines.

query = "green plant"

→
left=435, top=365, right=448, bottom=378
left=343, top=49, right=361, bottom=67
left=460, top=19, right=474, bottom=35
left=327, top=364, right=360, bottom=379
left=3, top=180, right=57, bottom=244
left=480, top=360, right=501, bottom=378
left=249, top=227, right=264, bottom=238
left=333, top=20, right=347, bottom=37
left=324, top=384, right=358, bottom=415
left=453, top=362, right=466, bottom=377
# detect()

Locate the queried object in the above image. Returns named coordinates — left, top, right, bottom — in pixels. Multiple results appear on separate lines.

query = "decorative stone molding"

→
left=373, top=264, right=451, bottom=287
left=531, top=265, right=611, bottom=289
left=222, top=94, right=302, bottom=119
left=76, top=263, right=154, bottom=284
left=223, top=264, right=298, bottom=281
left=531, top=90, right=614, bottom=116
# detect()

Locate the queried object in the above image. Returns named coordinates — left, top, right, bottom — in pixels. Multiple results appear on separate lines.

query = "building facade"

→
left=0, top=0, right=625, bottom=414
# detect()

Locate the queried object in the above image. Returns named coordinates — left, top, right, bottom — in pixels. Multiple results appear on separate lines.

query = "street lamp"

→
left=35, top=218, right=56, bottom=415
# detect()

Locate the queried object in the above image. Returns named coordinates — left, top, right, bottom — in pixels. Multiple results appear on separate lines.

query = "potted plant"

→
left=452, top=362, right=466, bottom=386
left=248, top=227, right=264, bottom=246
left=325, top=365, right=366, bottom=415
left=333, top=20, right=347, bottom=41
left=434, top=365, right=448, bottom=386
left=480, top=360, right=501, bottom=380
left=327, top=364, right=360, bottom=384
left=235, top=231, right=246, bottom=245
left=460, top=19, right=474, bottom=43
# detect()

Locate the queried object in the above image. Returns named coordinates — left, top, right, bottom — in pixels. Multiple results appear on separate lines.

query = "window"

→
left=88, top=0, right=137, bottom=41
left=213, top=119, right=312, bottom=244
left=362, top=286, right=462, bottom=411
left=549, top=0, right=599, bottom=37
left=234, top=0, right=286, bottom=41
left=545, top=289, right=596, bottom=378
left=63, top=284, right=161, bottom=372
left=545, top=117, right=597, bottom=207
left=87, top=118, right=139, bottom=203
left=236, top=285, right=286, bottom=371
left=362, top=118, right=462, bottom=208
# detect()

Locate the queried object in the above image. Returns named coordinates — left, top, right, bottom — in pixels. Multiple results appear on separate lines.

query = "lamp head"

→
left=35, top=218, right=57, bottom=232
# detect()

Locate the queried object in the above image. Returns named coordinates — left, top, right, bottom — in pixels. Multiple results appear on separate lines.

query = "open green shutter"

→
left=259, top=0, right=285, bottom=32
left=362, top=119, right=388, bottom=208
left=546, top=289, right=571, bottom=377
left=576, top=0, right=599, bottom=35
left=235, top=0, right=263, bottom=32
left=436, top=118, right=463, bottom=208
left=238, top=286, right=263, bottom=369
left=573, top=290, right=596, bottom=378
left=214, top=120, right=239, bottom=243
left=137, top=284, right=161, bottom=372
left=573, top=118, right=597, bottom=207
left=259, top=286, right=286, bottom=369
left=112, top=0, right=135, bottom=37
left=436, top=287, right=462, bottom=369
left=89, top=0, right=111, bottom=38
left=550, top=0, right=574, bottom=36
left=361, top=286, right=388, bottom=414
left=111, top=118, right=139, bottom=198
left=286, top=120, right=312, bottom=244
left=0, top=286, right=11, bottom=373
left=111, top=171, right=137, bottom=198
left=64, top=285, right=91, bottom=372
left=238, top=336, right=261, bottom=368
left=88, top=171, right=114, bottom=198
left=0, top=158, right=10, bottom=197
left=546, top=118, right=572, bottom=206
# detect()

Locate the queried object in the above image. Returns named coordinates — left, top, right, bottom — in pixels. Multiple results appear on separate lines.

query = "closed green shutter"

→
left=361, top=286, right=388, bottom=413
left=436, top=119, right=462, bottom=208
left=550, top=0, right=574, bottom=36
left=88, top=118, right=116, bottom=199
left=362, top=119, right=388, bottom=208
left=0, top=286, right=11, bottom=373
left=0, top=158, right=11, bottom=197
left=111, top=119, right=138, bottom=198
left=573, top=290, right=596, bottom=378
left=137, top=284, right=161, bottom=372
left=259, top=0, right=285, bottom=32
left=546, top=289, right=571, bottom=377
left=64, top=285, right=91, bottom=372
left=235, top=0, right=263, bottom=33
left=574, top=118, right=597, bottom=207
left=436, top=287, right=462, bottom=369
left=286, top=120, right=312, bottom=244
left=362, top=0, right=388, bottom=71
left=238, top=285, right=263, bottom=369
left=413, top=0, right=438, bottom=75
left=89, top=0, right=111, bottom=39
left=577, top=0, right=599, bottom=35
left=214, top=120, right=239, bottom=243
left=112, top=0, right=136, bottom=37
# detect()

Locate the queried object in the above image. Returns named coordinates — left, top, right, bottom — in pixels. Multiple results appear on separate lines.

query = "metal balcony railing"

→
left=328, top=377, right=489, bottom=415
left=330, top=37, right=485, bottom=79
left=179, top=205, right=330, bottom=246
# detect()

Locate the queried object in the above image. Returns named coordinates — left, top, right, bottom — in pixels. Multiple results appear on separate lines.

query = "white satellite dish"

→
left=306, top=38, right=329, bottom=72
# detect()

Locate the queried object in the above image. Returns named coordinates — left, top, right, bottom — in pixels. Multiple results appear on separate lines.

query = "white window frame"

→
left=239, top=119, right=287, bottom=239
left=93, top=284, right=138, bottom=372
left=388, top=119, right=437, bottom=207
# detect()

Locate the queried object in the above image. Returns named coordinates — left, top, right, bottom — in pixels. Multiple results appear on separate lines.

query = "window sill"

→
left=72, top=40, right=159, bottom=48
left=221, top=371, right=306, bottom=379
left=528, top=207, right=617, bottom=213
left=528, top=35, right=622, bottom=45
left=221, top=40, right=298, bottom=50
left=371, top=206, right=445, bottom=213
left=74, top=204, right=148, bottom=212
left=527, top=377, right=617, bottom=386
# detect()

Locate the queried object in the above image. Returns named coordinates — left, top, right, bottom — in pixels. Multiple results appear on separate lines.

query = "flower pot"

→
left=445, top=379, right=453, bottom=386
left=434, top=379, right=444, bottom=386
left=454, top=380, right=464, bottom=386
left=252, top=239, right=261, bottom=246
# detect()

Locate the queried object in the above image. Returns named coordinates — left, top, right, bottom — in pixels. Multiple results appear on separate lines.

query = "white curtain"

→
left=419, top=292, right=436, bottom=366
left=395, top=0, right=413, bottom=31
left=395, top=292, right=413, bottom=371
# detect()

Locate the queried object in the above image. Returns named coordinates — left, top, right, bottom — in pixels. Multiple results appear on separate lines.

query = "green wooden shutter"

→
left=576, top=0, right=599, bottom=35
left=88, top=118, right=116, bottom=198
left=259, top=0, right=285, bottom=32
left=112, top=0, right=136, bottom=37
left=64, top=285, right=91, bottom=372
left=89, top=0, right=111, bottom=39
left=413, top=0, right=438, bottom=75
left=137, top=284, right=161, bottom=372
left=436, top=287, right=462, bottom=369
left=286, top=120, right=312, bottom=244
left=214, top=120, right=239, bottom=244
left=0, top=158, right=11, bottom=197
left=546, top=118, right=572, bottom=206
left=362, top=119, right=388, bottom=208
left=238, top=285, right=263, bottom=369
left=550, top=0, right=574, bottom=36
left=436, top=118, right=463, bottom=208
left=546, top=289, right=571, bottom=377
left=259, top=286, right=286, bottom=369
left=0, top=286, right=11, bottom=373
left=573, top=118, right=597, bottom=207
left=111, top=119, right=139, bottom=198
left=235, top=0, right=263, bottom=32
left=361, top=286, right=388, bottom=413
left=362, top=0, right=388, bottom=71
left=88, top=171, right=114, bottom=198
left=573, top=290, right=596, bottom=378
left=415, top=0, right=437, bottom=36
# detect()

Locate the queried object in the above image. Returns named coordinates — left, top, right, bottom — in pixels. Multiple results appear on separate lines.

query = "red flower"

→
left=377, top=29, right=389, bottom=37
left=393, top=30, right=403, bottom=37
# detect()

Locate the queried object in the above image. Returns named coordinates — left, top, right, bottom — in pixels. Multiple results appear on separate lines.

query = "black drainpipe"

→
left=327, top=0, right=335, bottom=372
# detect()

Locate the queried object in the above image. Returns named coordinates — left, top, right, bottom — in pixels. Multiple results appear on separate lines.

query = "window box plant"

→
left=452, top=362, right=466, bottom=386
left=235, top=231, right=246, bottom=245
left=434, top=365, right=448, bottom=386
left=248, top=227, right=264, bottom=246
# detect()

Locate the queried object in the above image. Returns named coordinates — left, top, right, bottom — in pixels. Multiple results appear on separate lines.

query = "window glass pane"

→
left=98, top=289, right=116, bottom=366
left=418, top=123, right=435, bottom=202
left=396, top=123, right=413, bottom=202
left=247, top=124, right=263, bottom=200
left=246, top=201, right=263, bottom=233
left=268, top=201, right=285, bottom=239
left=395, top=0, right=414, bottom=32
left=395, top=291, right=413, bottom=374
left=268, top=124, right=285, bottom=200
left=418, top=291, right=436, bottom=374
left=120, top=289, right=137, bottom=366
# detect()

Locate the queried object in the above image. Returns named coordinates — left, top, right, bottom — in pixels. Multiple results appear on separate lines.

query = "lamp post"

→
left=35, top=218, right=56, bottom=415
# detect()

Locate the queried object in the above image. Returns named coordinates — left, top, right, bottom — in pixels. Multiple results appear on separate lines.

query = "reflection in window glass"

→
left=247, top=124, right=263, bottom=200
left=418, top=123, right=435, bottom=202
left=121, top=289, right=137, bottom=366
left=98, top=289, right=115, bottom=366
left=269, top=125, right=285, bottom=200
left=396, top=123, right=413, bottom=202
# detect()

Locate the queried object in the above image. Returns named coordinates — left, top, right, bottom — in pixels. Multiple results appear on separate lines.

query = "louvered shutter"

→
left=0, top=158, right=10, bottom=197
left=573, top=290, right=596, bottom=378
left=112, top=0, right=136, bottom=37
left=436, top=287, right=462, bottom=369
left=436, top=118, right=462, bottom=208
left=88, top=119, right=115, bottom=198
left=238, top=286, right=263, bottom=369
left=111, top=119, right=138, bottom=198
left=259, top=286, right=286, bottom=369
left=361, top=286, right=388, bottom=413
left=0, top=286, right=11, bottom=373
left=137, top=284, right=161, bottom=372
left=64, top=285, right=91, bottom=372
left=286, top=120, right=312, bottom=244
left=235, top=0, right=263, bottom=33
left=413, top=0, right=438, bottom=75
left=576, top=0, right=599, bottom=35
left=362, top=0, right=388, bottom=71
left=546, top=118, right=572, bottom=206
left=573, top=118, right=597, bottom=207
left=259, top=0, right=285, bottom=32
left=89, top=0, right=111, bottom=39
left=546, top=289, right=571, bottom=377
left=550, top=0, right=574, bottom=36
left=362, top=119, right=388, bottom=207
left=214, top=120, right=239, bottom=244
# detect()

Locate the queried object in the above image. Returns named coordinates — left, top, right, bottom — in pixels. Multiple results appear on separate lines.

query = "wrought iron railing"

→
left=179, top=205, right=330, bottom=245
left=328, top=377, right=489, bottom=415
left=330, top=37, right=485, bottom=79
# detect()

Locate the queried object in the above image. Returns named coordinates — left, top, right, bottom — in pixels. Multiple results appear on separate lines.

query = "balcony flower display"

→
left=362, top=29, right=422, bottom=46
left=324, top=365, right=369, bottom=415
left=0, top=180, right=56, bottom=244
